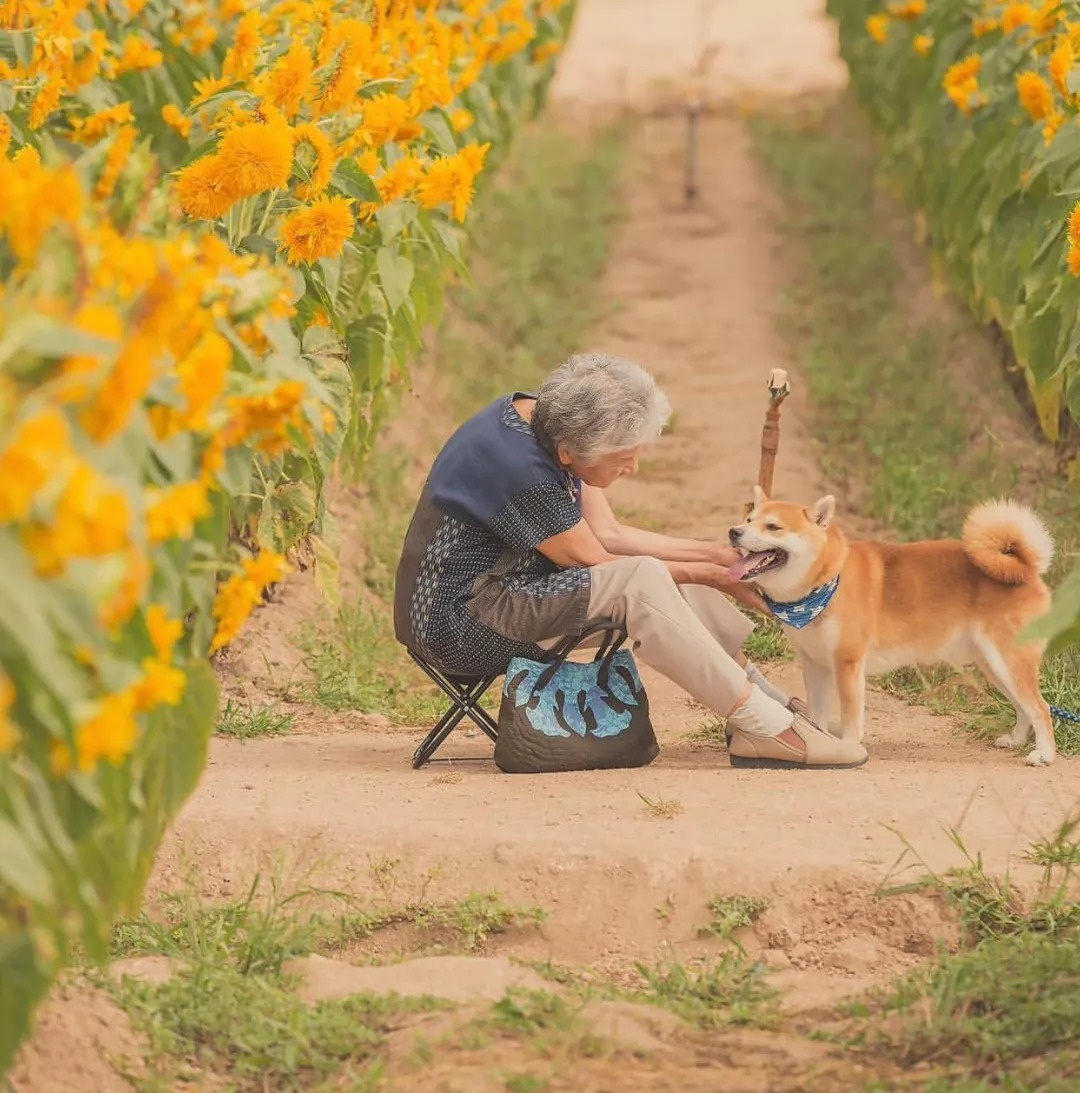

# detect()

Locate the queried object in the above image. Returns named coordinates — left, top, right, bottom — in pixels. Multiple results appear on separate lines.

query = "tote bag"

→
left=494, top=622, right=659, bottom=774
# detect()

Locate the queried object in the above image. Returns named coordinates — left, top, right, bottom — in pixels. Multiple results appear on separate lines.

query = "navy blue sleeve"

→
left=426, top=398, right=583, bottom=553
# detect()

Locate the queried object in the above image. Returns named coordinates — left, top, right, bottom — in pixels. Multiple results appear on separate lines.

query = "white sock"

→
left=745, top=662, right=791, bottom=707
left=727, top=685, right=795, bottom=738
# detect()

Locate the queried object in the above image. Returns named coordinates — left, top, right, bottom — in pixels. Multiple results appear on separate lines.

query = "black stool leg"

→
left=406, top=651, right=500, bottom=765
left=463, top=693, right=499, bottom=742
left=412, top=705, right=469, bottom=769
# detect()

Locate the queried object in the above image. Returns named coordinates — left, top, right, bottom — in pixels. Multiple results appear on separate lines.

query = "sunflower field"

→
left=827, top=0, right=1080, bottom=656
left=828, top=0, right=1080, bottom=439
left=0, top=0, right=573, bottom=1068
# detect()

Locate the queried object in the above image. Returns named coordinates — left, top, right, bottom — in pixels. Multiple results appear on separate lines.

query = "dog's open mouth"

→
left=727, top=549, right=788, bottom=582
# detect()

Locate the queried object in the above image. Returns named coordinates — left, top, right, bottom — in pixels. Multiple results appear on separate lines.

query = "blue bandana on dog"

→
left=763, top=574, right=840, bottom=629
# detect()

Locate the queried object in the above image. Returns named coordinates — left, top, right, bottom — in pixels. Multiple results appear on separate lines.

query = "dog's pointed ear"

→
left=753, top=484, right=768, bottom=510
left=808, top=495, right=836, bottom=527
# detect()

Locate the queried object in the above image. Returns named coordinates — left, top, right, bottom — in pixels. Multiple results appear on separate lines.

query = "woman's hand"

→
left=705, top=543, right=743, bottom=568
left=688, top=562, right=770, bottom=615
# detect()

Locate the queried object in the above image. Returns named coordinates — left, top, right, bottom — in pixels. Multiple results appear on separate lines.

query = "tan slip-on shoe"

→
left=724, top=696, right=814, bottom=746
left=728, top=714, right=868, bottom=770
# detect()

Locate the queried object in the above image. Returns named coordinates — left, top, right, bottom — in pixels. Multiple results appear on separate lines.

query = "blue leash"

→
left=1050, top=703, right=1080, bottom=725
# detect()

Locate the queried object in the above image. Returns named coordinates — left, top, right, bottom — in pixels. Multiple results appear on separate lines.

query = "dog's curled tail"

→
left=962, top=500, right=1053, bottom=584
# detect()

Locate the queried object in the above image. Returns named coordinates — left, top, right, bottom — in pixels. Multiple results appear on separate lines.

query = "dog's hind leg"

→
left=973, top=632, right=1054, bottom=766
left=975, top=649, right=1032, bottom=752
left=1006, top=645, right=1055, bottom=767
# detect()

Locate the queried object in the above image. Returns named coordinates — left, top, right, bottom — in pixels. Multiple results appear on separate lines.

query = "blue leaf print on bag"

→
left=503, top=652, right=644, bottom=740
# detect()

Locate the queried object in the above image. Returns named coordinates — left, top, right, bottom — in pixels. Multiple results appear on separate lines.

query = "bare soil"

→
left=13, top=2, right=1080, bottom=1089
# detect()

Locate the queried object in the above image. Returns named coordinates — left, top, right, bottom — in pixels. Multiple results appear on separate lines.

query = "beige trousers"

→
left=585, top=556, right=755, bottom=718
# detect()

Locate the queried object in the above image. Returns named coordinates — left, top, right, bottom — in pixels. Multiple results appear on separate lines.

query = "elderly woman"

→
left=394, top=354, right=867, bottom=770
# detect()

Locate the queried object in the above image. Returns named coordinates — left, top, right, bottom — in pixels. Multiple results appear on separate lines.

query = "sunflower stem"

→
left=238, top=196, right=256, bottom=241
left=256, top=190, right=279, bottom=237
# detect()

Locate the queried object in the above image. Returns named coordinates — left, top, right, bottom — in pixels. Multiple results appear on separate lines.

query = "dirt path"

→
left=148, top=0, right=1080, bottom=998
left=13, top=4, right=1080, bottom=1090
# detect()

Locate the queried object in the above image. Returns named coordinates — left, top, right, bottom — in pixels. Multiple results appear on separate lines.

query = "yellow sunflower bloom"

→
left=293, top=122, right=337, bottom=199
left=75, top=689, right=138, bottom=770
left=94, top=123, right=137, bottom=200
left=146, top=604, right=184, bottom=660
left=176, top=155, right=240, bottom=219
left=146, top=480, right=211, bottom=543
left=260, top=40, right=314, bottom=118
left=0, top=676, right=18, bottom=755
left=1050, top=39, right=1073, bottom=97
left=450, top=108, right=475, bottom=132
left=1002, top=3, right=1037, bottom=33
left=362, top=93, right=416, bottom=145
left=279, top=195, right=355, bottom=263
left=67, top=102, right=135, bottom=145
left=131, top=659, right=186, bottom=712
left=216, top=116, right=295, bottom=196
left=1017, top=70, right=1055, bottom=120
left=0, top=409, right=73, bottom=524
left=162, top=103, right=192, bottom=138
left=866, top=14, right=890, bottom=42
left=113, top=34, right=163, bottom=75
left=209, top=551, right=290, bottom=653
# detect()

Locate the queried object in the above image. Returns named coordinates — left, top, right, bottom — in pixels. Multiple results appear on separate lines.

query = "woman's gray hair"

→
left=532, top=353, right=671, bottom=463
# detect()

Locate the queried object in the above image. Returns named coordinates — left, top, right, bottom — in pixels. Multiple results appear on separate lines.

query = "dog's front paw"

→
left=993, top=734, right=1016, bottom=750
left=1024, top=748, right=1055, bottom=767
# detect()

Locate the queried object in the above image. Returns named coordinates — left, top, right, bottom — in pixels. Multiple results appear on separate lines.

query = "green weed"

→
left=479, top=989, right=608, bottom=1060
left=632, top=954, right=777, bottom=1028
left=743, top=617, right=793, bottom=663
left=704, top=894, right=768, bottom=943
left=108, top=874, right=547, bottom=1088
left=684, top=715, right=726, bottom=745
left=216, top=698, right=295, bottom=739
left=296, top=600, right=446, bottom=725
left=839, top=819, right=1080, bottom=1087
left=409, top=891, right=547, bottom=950
left=108, top=876, right=437, bottom=1090
left=505, top=1074, right=551, bottom=1093
left=880, top=822, right=1080, bottom=945
left=116, top=963, right=419, bottom=1091
left=869, top=933, right=1080, bottom=1084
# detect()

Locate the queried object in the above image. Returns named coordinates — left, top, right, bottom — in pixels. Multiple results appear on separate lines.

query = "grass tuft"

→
left=743, top=617, right=792, bottom=663
left=107, top=873, right=548, bottom=1088
left=637, top=790, right=683, bottom=819
left=632, top=955, right=777, bottom=1029
left=845, top=822, right=1080, bottom=1086
left=216, top=698, right=296, bottom=739
left=880, top=823, right=1080, bottom=946
left=296, top=600, right=446, bottom=725
left=705, top=894, right=768, bottom=943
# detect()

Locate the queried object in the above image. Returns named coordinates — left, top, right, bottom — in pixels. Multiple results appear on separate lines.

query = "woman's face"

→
left=559, top=445, right=643, bottom=489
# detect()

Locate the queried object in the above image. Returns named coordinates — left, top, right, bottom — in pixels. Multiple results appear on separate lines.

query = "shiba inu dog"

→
left=727, top=488, right=1056, bottom=766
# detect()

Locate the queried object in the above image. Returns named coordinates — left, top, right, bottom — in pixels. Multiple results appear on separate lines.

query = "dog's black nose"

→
left=728, top=526, right=743, bottom=544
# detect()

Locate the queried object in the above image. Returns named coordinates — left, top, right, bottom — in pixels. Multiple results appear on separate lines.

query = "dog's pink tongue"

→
left=726, top=553, right=766, bottom=582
